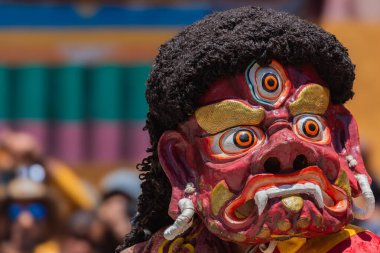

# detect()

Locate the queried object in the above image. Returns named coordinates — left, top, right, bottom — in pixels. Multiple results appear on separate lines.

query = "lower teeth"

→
left=281, top=195, right=304, bottom=213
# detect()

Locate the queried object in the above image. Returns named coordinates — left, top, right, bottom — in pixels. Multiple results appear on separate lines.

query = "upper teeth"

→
left=254, top=182, right=324, bottom=216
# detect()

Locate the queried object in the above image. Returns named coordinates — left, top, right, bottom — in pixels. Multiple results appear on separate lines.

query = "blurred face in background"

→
left=0, top=148, right=17, bottom=185
left=97, top=193, right=132, bottom=241
left=89, top=192, right=134, bottom=252
left=61, top=211, right=99, bottom=253
left=6, top=200, right=50, bottom=251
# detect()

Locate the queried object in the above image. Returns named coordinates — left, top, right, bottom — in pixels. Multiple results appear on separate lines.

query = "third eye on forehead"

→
left=245, top=60, right=330, bottom=115
left=262, top=73, right=279, bottom=92
left=246, top=60, right=289, bottom=107
left=195, top=100, right=265, bottom=135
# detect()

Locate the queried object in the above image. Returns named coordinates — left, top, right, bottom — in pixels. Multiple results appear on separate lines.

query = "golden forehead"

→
left=289, top=84, right=330, bottom=116
left=195, top=100, right=265, bottom=134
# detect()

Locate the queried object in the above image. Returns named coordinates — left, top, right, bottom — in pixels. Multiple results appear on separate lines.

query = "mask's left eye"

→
left=293, top=114, right=331, bottom=144
left=208, top=126, right=265, bottom=157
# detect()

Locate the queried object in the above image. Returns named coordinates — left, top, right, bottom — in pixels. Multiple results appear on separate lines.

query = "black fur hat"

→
left=118, top=6, right=355, bottom=250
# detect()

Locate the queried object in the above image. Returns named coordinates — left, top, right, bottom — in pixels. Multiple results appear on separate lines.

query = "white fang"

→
left=253, top=182, right=324, bottom=216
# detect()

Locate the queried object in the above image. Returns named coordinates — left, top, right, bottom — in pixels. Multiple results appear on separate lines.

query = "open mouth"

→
left=224, top=166, right=348, bottom=226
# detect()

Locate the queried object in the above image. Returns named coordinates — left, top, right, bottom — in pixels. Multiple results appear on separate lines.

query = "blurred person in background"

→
left=0, top=130, right=41, bottom=187
left=0, top=178, right=59, bottom=253
left=60, top=211, right=99, bottom=253
left=0, top=129, right=98, bottom=218
left=95, top=169, right=141, bottom=252
left=0, top=130, right=99, bottom=252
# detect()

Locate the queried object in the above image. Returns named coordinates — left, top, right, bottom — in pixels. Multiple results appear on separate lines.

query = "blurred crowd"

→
left=2, top=130, right=380, bottom=253
left=0, top=130, right=141, bottom=253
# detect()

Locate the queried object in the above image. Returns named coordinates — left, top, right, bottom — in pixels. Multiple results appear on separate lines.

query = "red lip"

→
left=223, top=166, right=348, bottom=227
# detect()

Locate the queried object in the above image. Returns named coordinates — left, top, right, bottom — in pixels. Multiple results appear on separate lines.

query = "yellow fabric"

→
left=158, top=239, right=170, bottom=253
left=158, top=229, right=198, bottom=253
left=168, top=238, right=185, bottom=253
left=277, top=237, right=307, bottom=253
left=33, top=240, right=60, bottom=253
left=182, top=243, right=195, bottom=253
left=47, top=159, right=96, bottom=210
left=276, top=225, right=366, bottom=253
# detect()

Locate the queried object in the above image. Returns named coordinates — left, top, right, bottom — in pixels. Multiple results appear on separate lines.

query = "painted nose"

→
left=263, top=154, right=309, bottom=174
left=264, top=107, right=289, bottom=128
left=264, top=107, right=292, bottom=137
left=252, top=128, right=318, bottom=174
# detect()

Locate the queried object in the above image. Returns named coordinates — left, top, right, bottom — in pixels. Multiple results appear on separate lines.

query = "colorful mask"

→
left=119, top=6, right=380, bottom=253
left=158, top=60, right=372, bottom=244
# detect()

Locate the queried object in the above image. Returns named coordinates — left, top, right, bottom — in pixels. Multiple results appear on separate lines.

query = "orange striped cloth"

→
left=274, top=225, right=380, bottom=253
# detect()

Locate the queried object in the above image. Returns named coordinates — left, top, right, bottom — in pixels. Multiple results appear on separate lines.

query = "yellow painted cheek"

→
left=289, top=84, right=330, bottom=116
left=334, top=170, right=352, bottom=198
left=210, top=180, right=234, bottom=216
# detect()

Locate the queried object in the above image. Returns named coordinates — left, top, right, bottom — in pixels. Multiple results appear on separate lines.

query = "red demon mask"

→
left=157, top=60, right=372, bottom=244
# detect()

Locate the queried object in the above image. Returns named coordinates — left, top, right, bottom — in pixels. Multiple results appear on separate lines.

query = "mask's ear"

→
left=158, top=130, right=196, bottom=219
left=329, top=105, right=371, bottom=197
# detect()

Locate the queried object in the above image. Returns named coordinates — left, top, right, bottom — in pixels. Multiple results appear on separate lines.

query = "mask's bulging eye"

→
left=246, top=60, right=290, bottom=107
left=262, top=73, right=279, bottom=92
left=207, top=126, right=265, bottom=158
left=302, top=119, right=319, bottom=138
left=293, top=114, right=330, bottom=144
left=233, top=130, right=255, bottom=149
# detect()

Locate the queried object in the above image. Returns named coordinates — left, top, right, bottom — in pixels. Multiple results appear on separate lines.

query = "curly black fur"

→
left=117, top=6, right=355, bottom=251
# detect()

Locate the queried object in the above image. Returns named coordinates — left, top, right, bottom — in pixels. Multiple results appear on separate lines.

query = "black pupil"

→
left=239, top=133, right=250, bottom=142
left=262, top=73, right=278, bottom=92
left=302, top=120, right=318, bottom=137
left=267, top=78, right=275, bottom=87
left=233, top=130, right=254, bottom=148
left=308, top=123, right=316, bottom=131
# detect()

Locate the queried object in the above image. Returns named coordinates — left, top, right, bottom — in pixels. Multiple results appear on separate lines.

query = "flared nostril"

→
left=293, top=154, right=308, bottom=171
left=264, top=157, right=281, bottom=173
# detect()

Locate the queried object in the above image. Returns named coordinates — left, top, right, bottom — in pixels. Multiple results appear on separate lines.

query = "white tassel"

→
left=353, top=174, right=375, bottom=220
left=259, top=241, right=278, bottom=253
left=163, top=198, right=195, bottom=240
left=346, top=155, right=358, bottom=168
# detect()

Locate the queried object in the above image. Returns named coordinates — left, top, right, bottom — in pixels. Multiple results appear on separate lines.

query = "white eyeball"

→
left=209, top=126, right=265, bottom=157
left=293, top=114, right=331, bottom=144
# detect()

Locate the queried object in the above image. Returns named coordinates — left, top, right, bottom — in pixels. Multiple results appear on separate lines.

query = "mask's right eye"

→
left=206, top=126, right=265, bottom=158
